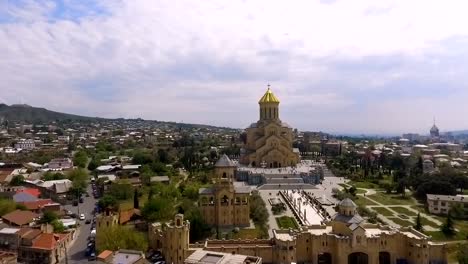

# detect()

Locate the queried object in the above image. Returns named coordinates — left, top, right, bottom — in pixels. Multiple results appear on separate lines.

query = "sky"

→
left=1, top=0, right=468, bottom=135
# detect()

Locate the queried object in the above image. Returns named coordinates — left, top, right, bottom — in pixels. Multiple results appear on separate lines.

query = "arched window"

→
left=222, top=195, right=229, bottom=205
left=222, top=172, right=227, bottom=178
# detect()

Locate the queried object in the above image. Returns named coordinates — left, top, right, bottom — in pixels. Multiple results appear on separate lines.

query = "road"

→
left=63, top=184, right=97, bottom=264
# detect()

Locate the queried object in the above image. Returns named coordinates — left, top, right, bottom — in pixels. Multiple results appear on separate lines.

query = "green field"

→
left=354, top=196, right=378, bottom=207
left=419, top=216, right=439, bottom=228
left=389, top=206, right=417, bottom=216
left=276, top=216, right=299, bottom=229
left=348, top=181, right=378, bottom=189
left=388, top=217, right=413, bottom=227
left=232, top=227, right=263, bottom=239
left=356, top=189, right=367, bottom=194
left=371, top=207, right=394, bottom=216
left=368, top=193, right=416, bottom=206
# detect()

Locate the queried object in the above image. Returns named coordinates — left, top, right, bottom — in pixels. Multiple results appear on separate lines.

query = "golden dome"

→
left=258, top=86, right=280, bottom=104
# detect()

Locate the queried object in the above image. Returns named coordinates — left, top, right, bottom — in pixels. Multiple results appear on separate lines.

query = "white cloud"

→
left=1, top=0, right=468, bottom=133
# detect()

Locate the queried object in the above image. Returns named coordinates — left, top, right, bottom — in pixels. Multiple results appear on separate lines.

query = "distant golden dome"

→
left=258, top=86, right=280, bottom=104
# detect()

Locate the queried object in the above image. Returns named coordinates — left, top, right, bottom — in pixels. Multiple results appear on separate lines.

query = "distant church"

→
left=240, top=86, right=300, bottom=168
left=430, top=119, right=440, bottom=138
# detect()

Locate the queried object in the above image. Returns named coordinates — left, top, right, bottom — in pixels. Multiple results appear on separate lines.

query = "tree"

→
left=108, top=181, right=133, bottom=200
left=73, top=151, right=88, bottom=168
left=68, top=168, right=88, bottom=196
left=43, top=172, right=66, bottom=181
left=457, top=243, right=468, bottom=264
left=441, top=212, right=455, bottom=236
left=87, top=158, right=101, bottom=171
left=51, top=219, right=65, bottom=233
left=10, top=175, right=24, bottom=186
left=39, top=211, right=58, bottom=224
left=142, top=198, right=175, bottom=222
left=450, top=203, right=465, bottom=219
left=99, top=195, right=117, bottom=209
left=133, top=189, right=139, bottom=209
left=132, top=151, right=154, bottom=165
left=0, top=199, right=19, bottom=216
left=148, top=188, right=154, bottom=200
left=178, top=199, right=210, bottom=242
left=96, top=225, right=148, bottom=252
left=249, top=193, right=269, bottom=237
left=414, top=213, right=423, bottom=231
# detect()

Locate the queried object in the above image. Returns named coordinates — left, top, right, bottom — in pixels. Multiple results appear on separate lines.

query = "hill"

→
left=0, top=104, right=97, bottom=123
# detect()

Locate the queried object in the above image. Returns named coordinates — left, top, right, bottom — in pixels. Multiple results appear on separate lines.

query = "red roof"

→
left=2, top=210, right=39, bottom=226
left=16, top=188, right=40, bottom=198
left=20, top=199, right=54, bottom=210
left=97, top=250, right=113, bottom=260
left=31, top=233, right=68, bottom=250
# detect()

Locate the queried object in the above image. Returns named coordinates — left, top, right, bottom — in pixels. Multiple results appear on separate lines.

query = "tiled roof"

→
left=16, top=188, right=40, bottom=198
left=215, top=154, right=235, bottom=167
left=13, top=192, right=38, bottom=203
left=18, top=228, right=42, bottom=240
left=31, top=233, right=65, bottom=250
left=2, top=210, right=39, bottom=226
left=97, top=250, right=113, bottom=260
left=20, top=199, right=54, bottom=210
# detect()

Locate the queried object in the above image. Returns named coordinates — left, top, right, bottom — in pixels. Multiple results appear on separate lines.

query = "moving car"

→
left=85, top=219, right=91, bottom=224
left=79, top=214, right=85, bottom=220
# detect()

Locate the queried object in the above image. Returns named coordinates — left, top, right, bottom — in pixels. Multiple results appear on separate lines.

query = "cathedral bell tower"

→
left=258, top=85, right=280, bottom=122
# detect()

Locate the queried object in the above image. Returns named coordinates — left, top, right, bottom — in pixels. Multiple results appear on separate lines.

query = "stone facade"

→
left=149, top=214, right=191, bottom=264
left=198, top=155, right=250, bottom=228
left=240, top=87, right=300, bottom=168
left=149, top=199, right=448, bottom=264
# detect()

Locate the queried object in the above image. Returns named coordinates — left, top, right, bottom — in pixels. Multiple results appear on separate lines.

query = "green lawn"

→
left=232, top=228, right=261, bottom=239
left=389, top=206, right=417, bottom=216
left=425, top=220, right=468, bottom=241
left=367, top=193, right=416, bottom=206
left=356, top=189, right=367, bottom=194
left=348, top=181, right=378, bottom=189
left=371, top=207, right=394, bottom=216
left=354, top=196, right=378, bottom=207
left=420, top=216, right=439, bottom=228
left=276, top=216, right=299, bottom=229
left=388, top=217, right=413, bottom=227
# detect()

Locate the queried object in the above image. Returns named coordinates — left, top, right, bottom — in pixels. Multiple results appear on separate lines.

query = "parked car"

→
left=72, top=200, right=78, bottom=206
left=88, top=252, right=96, bottom=261
left=79, top=197, right=84, bottom=203
left=79, top=214, right=85, bottom=220
left=85, top=219, right=91, bottom=224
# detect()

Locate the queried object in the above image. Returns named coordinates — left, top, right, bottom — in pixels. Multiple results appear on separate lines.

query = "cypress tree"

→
left=133, top=189, right=139, bottom=209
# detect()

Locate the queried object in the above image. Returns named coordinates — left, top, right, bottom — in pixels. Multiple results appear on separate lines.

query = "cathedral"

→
left=240, top=86, right=300, bottom=168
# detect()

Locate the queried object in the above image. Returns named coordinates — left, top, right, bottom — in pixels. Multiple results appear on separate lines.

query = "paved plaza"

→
left=255, top=163, right=347, bottom=237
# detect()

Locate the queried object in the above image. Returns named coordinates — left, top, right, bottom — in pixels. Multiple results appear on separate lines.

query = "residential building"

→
left=427, top=194, right=468, bottom=217
left=14, top=139, right=35, bottom=150
left=198, top=155, right=250, bottom=228
left=240, top=86, right=300, bottom=168
left=423, top=159, right=435, bottom=174
left=18, top=230, right=72, bottom=264
left=47, top=158, right=73, bottom=170
left=1, top=210, right=39, bottom=227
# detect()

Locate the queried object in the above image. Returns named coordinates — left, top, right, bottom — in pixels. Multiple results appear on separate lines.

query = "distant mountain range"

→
left=0, top=103, right=98, bottom=123
left=0, top=103, right=237, bottom=131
